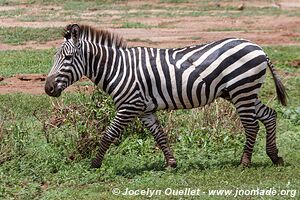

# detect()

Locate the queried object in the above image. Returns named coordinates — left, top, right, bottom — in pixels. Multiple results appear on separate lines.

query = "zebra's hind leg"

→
left=234, top=100, right=259, bottom=167
left=140, top=113, right=177, bottom=168
left=255, top=100, right=284, bottom=166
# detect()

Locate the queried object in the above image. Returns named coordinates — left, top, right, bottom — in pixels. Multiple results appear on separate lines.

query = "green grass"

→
left=293, top=37, right=300, bottom=42
left=0, top=0, right=297, bottom=23
left=263, top=46, right=300, bottom=72
left=0, top=27, right=62, bottom=45
left=127, top=38, right=158, bottom=45
left=0, top=46, right=300, bottom=199
left=121, top=22, right=157, bottom=29
left=160, top=0, right=191, bottom=3
left=0, top=85, right=299, bottom=199
left=190, top=36, right=202, bottom=40
left=0, top=49, right=54, bottom=77
left=205, top=28, right=246, bottom=32
left=0, top=8, right=24, bottom=17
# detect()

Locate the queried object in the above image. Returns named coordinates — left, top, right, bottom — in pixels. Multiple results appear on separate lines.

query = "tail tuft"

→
left=266, top=56, right=288, bottom=106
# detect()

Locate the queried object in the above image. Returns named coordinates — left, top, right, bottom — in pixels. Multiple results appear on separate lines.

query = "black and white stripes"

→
left=45, top=24, right=287, bottom=168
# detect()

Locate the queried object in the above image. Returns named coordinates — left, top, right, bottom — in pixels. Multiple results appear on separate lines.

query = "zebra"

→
left=45, top=24, right=287, bottom=169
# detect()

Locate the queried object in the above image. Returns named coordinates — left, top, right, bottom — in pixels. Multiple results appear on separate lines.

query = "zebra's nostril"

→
left=45, top=74, right=62, bottom=97
left=49, top=86, right=54, bottom=93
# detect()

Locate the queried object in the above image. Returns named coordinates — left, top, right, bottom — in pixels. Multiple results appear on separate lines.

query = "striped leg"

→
left=234, top=100, right=259, bottom=167
left=140, top=113, right=177, bottom=168
left=255, top=100, right=284, bottom=165
left=91, top=110, right=136, bottom=168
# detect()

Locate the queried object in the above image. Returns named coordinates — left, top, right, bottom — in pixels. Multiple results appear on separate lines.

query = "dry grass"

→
left=163, top=98, right=243, bottom=146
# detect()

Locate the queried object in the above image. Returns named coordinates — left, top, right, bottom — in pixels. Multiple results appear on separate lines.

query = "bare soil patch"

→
left=289, top=60, right=300, bottom=68
left=0, top=74, right=93, bottom=95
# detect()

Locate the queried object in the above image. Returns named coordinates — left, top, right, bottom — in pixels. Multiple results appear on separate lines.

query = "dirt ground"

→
left=0, top=0, right=299, bottom=94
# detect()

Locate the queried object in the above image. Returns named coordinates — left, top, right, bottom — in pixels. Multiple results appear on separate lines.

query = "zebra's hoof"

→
left=240, top=154, right=251, bottom=168
left=274, top=157, right=284, bottom=166
left=240, top=162, right=251, bottom=168
left=167, top=158, right=177, bottom=168
left=91, top=159, right=102, bottom=168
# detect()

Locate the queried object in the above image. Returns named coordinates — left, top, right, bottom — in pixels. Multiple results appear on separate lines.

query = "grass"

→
left=0, top=8, right=24, bottom=17
left=0, top=46, right=299, bottom=199
left=263, top=46, right=300, bottom=72
left=0, top=46, right=299, bottom=76
left=205, top=28, right=246, bottom=32
left=0, top=86, right=299, bottom=199
left=127, top=38, right=159, bottom=45
left=0, top=49, right=54, bottom=77
left=190, top=36, right=202, bottom=40
left=0, top=27, right=62, bottom=45
left=121, top=22, right=158, bottom=29
left=0, top=0, right=298, bottom=23
left=293, top=37, right=300, bottom=42
left=160, top=0, right=191, bottom=3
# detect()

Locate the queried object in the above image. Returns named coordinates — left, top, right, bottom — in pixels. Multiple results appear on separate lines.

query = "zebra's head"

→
left=45, top=24, right=84, bottom=97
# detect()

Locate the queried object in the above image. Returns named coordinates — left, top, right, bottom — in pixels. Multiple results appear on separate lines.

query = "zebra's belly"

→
left=149, top=79, right=209, bottom=111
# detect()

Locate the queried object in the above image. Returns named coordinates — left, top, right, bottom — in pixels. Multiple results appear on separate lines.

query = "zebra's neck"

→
left=82, top=41, right=135, bottom=99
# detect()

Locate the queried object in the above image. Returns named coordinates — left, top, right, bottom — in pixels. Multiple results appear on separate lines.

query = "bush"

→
left=37, top=89, right=244, bottom=163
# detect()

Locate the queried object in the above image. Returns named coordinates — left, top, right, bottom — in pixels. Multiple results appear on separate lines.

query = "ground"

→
left=0, top=0, right=299, bottom=199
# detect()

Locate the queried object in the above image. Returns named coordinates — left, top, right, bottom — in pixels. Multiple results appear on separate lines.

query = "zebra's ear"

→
left=70, top=24, right=80, bottom=45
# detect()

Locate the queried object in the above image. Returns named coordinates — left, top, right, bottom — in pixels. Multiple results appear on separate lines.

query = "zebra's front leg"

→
left=140, top=113, right=177, bottom=168
left=91, top=110, right=136, bottom=168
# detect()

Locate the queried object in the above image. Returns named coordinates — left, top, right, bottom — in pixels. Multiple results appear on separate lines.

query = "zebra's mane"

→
left=63, top=24, right=127, bottom=48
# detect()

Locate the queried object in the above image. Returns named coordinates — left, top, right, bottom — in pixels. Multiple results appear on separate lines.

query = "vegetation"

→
left=0, top=49, right=54, bottom=77
left=0, top=27, right=62, bottom=45
left=205, top=28, right=246, bottom=32
left=0, top=46, right=299, bottom=199
left=0, top=0, right=299, bottom=23
left=127, top=38, right=159, bottom=45
left=121, top=22, right=155, bottom=29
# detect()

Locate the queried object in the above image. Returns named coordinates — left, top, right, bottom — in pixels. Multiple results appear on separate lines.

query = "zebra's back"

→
left=134, top=38, right=268, bottom=111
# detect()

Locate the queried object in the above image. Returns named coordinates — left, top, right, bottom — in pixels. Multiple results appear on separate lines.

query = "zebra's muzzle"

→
left=45, top=75, right=62, bottom=97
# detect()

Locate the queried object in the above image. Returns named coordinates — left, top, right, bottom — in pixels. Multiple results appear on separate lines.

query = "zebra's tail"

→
left=266, top=55, right=288, bottom=106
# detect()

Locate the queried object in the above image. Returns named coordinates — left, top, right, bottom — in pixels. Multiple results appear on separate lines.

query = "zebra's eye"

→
left=65, top=55, right=73, bottom=60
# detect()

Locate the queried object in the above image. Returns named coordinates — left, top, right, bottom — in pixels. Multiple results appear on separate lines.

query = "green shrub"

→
left=35, top=89, right=245, bottom=163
